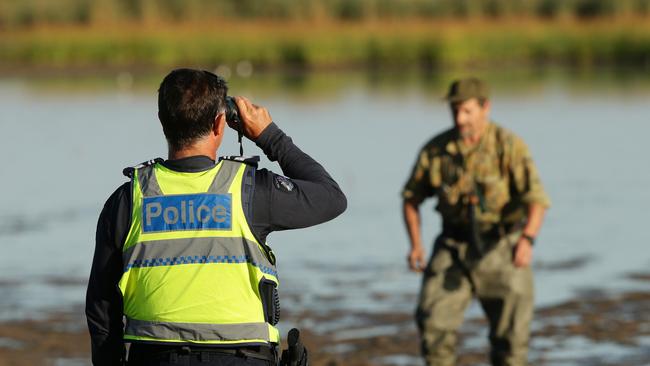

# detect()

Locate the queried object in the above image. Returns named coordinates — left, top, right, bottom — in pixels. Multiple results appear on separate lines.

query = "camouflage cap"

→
left=445, top=77, right=489, bottom=103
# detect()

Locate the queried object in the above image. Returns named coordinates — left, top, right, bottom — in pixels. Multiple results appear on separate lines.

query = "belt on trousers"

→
left=129, top=343, right=277, bottom=362
left=441, top=221, right=519, bottom=243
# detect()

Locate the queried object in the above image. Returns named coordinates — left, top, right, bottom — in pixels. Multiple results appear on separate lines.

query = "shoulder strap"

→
left=122, top=158, right=164, bottom=178
left=219, top=155, right=260, bottom=168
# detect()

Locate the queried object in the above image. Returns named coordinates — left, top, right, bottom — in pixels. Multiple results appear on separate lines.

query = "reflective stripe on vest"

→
left=118, top=160, right=279, bottom=346
left=124, top=318, right=271, bottom=344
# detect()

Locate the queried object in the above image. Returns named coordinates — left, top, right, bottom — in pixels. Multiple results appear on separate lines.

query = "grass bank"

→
left=2, top=19, right=650, bottom=72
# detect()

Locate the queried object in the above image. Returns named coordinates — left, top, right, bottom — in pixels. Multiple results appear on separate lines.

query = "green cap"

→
left=445, top=77, right=489, bottom=103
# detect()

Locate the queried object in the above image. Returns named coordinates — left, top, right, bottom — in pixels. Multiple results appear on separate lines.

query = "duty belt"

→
left=129, top=344, right=277, bottom=363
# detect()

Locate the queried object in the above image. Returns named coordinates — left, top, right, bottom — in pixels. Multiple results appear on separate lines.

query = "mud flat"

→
left=0, top=275, right=648, bottom=366
left=292, top=290, right=650, bottom=365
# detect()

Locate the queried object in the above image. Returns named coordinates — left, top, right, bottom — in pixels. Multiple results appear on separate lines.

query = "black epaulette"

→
left=122, top=158, right=164, bottom=178
left=219, top=155, right=260, bottom=167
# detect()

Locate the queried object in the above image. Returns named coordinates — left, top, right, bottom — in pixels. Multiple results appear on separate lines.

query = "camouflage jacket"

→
left=402, top=122, right=550, bottom=227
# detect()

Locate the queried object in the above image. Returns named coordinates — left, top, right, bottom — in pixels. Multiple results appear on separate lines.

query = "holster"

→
left=279, top=329, right=308, bottom=366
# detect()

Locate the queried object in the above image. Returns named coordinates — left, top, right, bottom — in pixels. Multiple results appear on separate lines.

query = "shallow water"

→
left=0, top=69, right=649, bottom=326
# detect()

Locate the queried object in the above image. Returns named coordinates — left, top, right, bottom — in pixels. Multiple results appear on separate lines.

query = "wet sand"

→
left=293, top=290, right=650, bottom=365
left=0, top=311, right=88, bottom=366
left=0, top=275, right=648, bottom=366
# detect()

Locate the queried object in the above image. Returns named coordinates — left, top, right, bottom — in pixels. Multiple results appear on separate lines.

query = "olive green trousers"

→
left=415, top=231, right=533, bottom=366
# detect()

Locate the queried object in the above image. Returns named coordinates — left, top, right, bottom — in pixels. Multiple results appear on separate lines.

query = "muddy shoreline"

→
left=0, top=277, right=648, bottom=366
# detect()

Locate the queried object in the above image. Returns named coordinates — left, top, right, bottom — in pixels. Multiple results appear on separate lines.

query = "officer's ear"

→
left=213, top=112, right=226, bottom=137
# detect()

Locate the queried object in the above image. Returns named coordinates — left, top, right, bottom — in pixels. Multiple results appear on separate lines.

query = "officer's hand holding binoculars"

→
left=229, top=96, right=272, bottom=141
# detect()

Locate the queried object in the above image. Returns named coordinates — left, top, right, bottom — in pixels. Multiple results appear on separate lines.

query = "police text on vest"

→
left=142, top=194, right=232, bottom=232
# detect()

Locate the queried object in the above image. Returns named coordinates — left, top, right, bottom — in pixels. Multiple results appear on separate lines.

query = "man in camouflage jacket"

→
left=402, top=78, right=550, bottom=366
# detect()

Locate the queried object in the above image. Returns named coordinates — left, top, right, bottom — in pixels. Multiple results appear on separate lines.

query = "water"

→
left=0, top=69, right=649, bottom=324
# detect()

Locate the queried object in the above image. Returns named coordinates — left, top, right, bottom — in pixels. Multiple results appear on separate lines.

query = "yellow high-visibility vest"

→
left=118, top=159, right=280, bottom=346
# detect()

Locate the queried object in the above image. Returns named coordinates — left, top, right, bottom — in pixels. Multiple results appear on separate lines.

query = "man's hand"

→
left=513, top=237, right=533, bottom=267
left=408, top=246, right=426, bottom=273
left=232, top=96, right=272, bottom=141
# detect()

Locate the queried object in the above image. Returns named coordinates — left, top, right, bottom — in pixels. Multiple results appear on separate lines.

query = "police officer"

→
left=86, top=69, right=347, bottom=366
left=402, top=78, right=550, bottom=366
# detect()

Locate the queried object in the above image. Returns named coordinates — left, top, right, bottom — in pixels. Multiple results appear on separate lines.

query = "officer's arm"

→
left=253, top=123, right=347, bottom=237
left=232, top=97, right=345, bottom=239
left=86, top=184, right=128, bottom=366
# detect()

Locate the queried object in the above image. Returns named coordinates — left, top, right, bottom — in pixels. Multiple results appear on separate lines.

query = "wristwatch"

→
left=521, top=233, right=536, bottom=246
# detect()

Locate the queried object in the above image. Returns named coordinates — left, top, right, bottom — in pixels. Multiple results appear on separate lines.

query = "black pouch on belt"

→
left=259, top=279, right=280, bottom=326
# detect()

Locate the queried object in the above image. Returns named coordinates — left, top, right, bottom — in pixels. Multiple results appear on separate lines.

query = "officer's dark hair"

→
left=158, top=68, right=227, bottom=151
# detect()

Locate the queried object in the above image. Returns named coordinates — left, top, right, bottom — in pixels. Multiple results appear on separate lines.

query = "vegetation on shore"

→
left=1, top=0, right=650, bottom=71
left=4, top=0, right=650, bottom=26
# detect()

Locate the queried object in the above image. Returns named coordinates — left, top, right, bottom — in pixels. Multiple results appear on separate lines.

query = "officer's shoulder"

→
left=218, top=155, right=260, bottom=168
left=122, top=158, right=164, bottom=178
left=421, top=128, right=455, bottom=155
left=253, top=168, right=296, bottom=193
left=100, top=180, right=131, bottom=216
